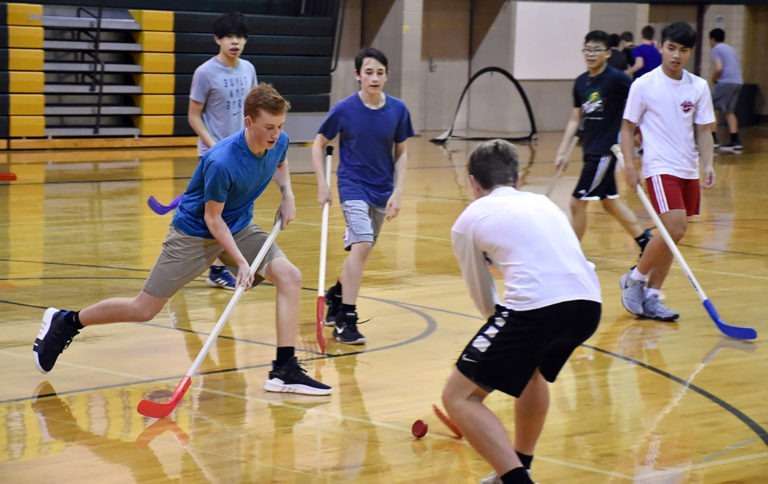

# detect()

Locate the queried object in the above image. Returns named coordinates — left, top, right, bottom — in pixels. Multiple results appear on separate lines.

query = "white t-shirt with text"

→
left=623, top=67, right=715, bottom=180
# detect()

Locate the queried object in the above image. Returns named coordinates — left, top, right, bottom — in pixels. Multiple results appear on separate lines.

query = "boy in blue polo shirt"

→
left=34, top=85, right=331, bottom=396
left=312, top=47, right=415, bottom=345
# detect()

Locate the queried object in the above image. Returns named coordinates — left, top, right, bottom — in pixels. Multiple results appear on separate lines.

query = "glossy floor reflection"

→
left=1, top=130, right=767, bottom=482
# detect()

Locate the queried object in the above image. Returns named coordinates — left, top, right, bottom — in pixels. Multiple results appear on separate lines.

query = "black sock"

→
left=500, top=467, right=533, bottom=484
left=516, top=451, right=533, bottom=470
left=634, top=228, right=651, bottom=249
left=712, top=132, right=718, bottom=144
left=330, top=281, right=342, bottom=297
left=67, top=311, right=84, bottom=330
left=276, top=346, right=294, bottom=365
left=340, top=303, right=356, bottom=314
left=730, top=132, right=740, bottom=144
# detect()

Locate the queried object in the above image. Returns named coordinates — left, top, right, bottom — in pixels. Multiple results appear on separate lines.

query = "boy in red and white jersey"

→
left=619, top=21, right=716, bottom=322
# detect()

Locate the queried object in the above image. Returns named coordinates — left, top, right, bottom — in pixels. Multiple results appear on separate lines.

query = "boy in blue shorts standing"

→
left=311, top=47, right=415, bottom=345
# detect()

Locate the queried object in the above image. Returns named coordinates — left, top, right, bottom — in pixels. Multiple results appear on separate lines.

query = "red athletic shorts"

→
left=645, top=174, right=700, bottom=216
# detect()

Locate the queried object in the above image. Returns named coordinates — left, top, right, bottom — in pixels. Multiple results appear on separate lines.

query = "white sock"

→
left=646, top=288, right=661, bottom=298
left=630, top=267, right=648, bottom=281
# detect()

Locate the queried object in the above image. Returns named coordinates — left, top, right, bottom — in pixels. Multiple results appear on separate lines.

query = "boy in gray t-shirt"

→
left=189, top=12, right=258, bottom=156
left=188, top=12, right=258, bottom=288
left=709, top=28, right=743, bottom=153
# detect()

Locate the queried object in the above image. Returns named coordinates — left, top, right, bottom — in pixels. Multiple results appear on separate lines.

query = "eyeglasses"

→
left=582, top=48, right=607, bottom=55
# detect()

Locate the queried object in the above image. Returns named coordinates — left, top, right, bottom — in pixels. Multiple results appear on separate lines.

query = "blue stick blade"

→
left=147, top=196, right=172, bottom=215
left=703, top=299, right=758, bottom=340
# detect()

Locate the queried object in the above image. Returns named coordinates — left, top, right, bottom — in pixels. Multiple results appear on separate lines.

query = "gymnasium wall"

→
left=332, top=0, right=766, bottom=134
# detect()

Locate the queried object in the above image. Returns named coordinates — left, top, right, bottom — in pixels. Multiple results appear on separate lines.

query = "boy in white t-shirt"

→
left=443, top=140, right=601, bottom=483
left=619, top=22, right=716, bottom=322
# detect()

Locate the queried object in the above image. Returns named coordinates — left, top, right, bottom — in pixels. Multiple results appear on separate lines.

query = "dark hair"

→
left=467, top=139, right=519, bottom=190
left=620, top=31, right=634, bottom=43
left=608, top=33, right=621, bottom=49
left=213, top=12, right=248, bottom=39
left=709, top=28, right=725, bottom=43
left=354, top=47, right=388, bottom=73
left=244, top=83, right=291, bottom=119
left=641, top=25, right=655, bottom=41
left=584, top=30, right=610, bottom=48
left=662, top=22, right=696, bottom=48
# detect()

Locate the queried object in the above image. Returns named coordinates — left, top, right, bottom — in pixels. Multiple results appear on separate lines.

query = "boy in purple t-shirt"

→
left=630, top=25, right=661, bottom=79
left=311, top=47, right=415, bottom=345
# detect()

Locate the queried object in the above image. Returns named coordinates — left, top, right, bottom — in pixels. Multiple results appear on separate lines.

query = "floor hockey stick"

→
left=147, top=194, right=183, bottom=215
left=0, top=172, right=17, bottom=181
left=432, top=403, right=463, bottom=439
left=315, top=146, right=333, bottom=353
left=612, top=146, right=756, bottom=340
left=635, top=185, right=757, bottom=340
left=546, top=135, right=578, bottom=197
left=137, top=217, right=283, bottom=418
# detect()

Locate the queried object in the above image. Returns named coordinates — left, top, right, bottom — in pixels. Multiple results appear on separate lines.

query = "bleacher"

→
left=0, top=0, right=339, bottom=147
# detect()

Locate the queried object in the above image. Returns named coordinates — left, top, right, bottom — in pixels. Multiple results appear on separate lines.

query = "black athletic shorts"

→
left=572, top=153, right=619, bottom=200
left=455, top=301, right=601, bottom=397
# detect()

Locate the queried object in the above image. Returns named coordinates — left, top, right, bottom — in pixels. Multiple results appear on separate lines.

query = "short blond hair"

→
left=244, top=83, right=291, bottom=119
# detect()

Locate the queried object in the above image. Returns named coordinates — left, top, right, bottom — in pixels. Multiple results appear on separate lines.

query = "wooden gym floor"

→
left=0, top=130, right=766, bottom=482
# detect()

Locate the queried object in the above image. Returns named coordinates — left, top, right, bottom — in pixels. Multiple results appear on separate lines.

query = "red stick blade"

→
left=432, top=404, right=463, bottom=439
left=315, top=296, right=326, bottom=353
left=0, top=173, right=17, bottom=181
left=137, top=377, right=192, bottom=418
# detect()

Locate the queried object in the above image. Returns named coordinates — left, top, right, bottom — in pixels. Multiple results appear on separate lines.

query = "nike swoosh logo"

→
left=461, top=355, right=477, bottom=363
left=335, top=327, right=345, bottom=334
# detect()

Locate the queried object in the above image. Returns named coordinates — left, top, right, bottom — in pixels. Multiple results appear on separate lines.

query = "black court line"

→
left=0, top=286, right=437, bottom=405
left=1, top=263, right=766, bottom=448
left=584, top=344, right=768, bottom=446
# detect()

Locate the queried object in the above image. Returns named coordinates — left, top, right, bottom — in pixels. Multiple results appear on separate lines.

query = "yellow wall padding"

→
left=7, top=3, right=43, bottom=26
left=9, top=71, right=44, bottom=92
left=134, top=53, right=174, bottom=74
left=8, top=49, right=43, bottom=70
left=9, top=94, right=44, bottom=115
left=10, top=116, right=44, bottom=136
left=129, top=10, right=174, bottom=31
left=135, top=74, right=174, bottom=94
left=134, top=31, right=175, bottom=53
left=7, top=26, right=43, bottom=48
left=134, top=95, right=175, bottom=115
left=136, top=116, right=173, bottom=135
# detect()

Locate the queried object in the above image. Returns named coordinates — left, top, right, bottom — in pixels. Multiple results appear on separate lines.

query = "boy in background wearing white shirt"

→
left=619, top=22, right=716, bottom=322
left=442, top=140, right=602, bottom=484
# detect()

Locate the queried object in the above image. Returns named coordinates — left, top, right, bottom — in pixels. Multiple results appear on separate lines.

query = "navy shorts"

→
left=572, top=153, right=619, bottom=200
left=456, top=301, right=601, bottom=397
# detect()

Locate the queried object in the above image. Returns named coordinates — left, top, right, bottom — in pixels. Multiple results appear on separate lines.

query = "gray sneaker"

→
left=642, top=294, right=679, bottom=322
left=620, top=271, right=646, bottom=316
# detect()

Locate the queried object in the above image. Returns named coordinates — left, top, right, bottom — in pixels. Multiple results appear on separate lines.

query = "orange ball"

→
left=411, top=419, right=428, bottom=439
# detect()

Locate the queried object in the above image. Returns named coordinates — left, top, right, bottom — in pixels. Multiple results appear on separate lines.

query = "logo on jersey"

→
left=680, top=100, right=695, bottom=113
left=582, top=91, right=604, bottom=114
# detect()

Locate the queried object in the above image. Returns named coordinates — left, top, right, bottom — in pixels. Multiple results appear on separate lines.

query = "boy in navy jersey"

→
left=555, top=30, right=650, bottom=252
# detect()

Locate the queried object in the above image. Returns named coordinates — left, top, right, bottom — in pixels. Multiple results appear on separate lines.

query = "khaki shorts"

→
left=143, top=224, right=285, bottom=298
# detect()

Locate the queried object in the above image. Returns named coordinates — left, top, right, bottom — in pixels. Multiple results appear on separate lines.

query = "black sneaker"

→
left=33, top=308, right=81, bottom=374
left=263, top=357, right=332, bottom=396
left=324, top=283, right=342, bottom=326
left=333, top=311, right=366, bottom=345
